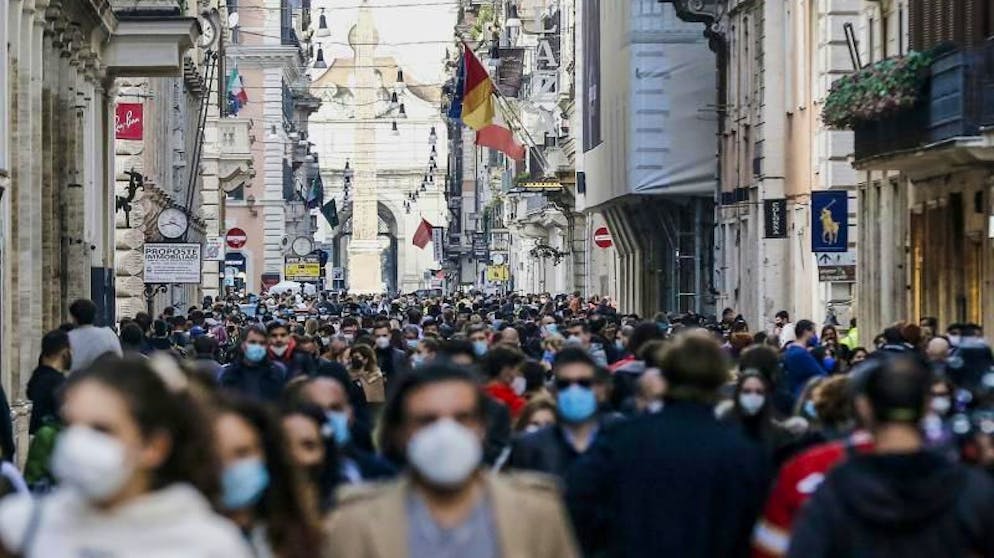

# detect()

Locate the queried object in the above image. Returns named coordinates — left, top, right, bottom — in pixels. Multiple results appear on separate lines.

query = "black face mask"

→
left=351, top=356, right=365, bottom=369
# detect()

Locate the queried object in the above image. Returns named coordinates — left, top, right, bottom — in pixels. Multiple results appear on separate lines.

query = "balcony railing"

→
left=855, top=40, right=994, bottom=164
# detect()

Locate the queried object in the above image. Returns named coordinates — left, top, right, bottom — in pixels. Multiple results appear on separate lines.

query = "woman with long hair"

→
left=347, top=344, right=385, bottom=411
left=212, top=396, right=323, bottom=558
left=279, top=404, right=341, bottom=515
left=0, top=356, right=252, bottom=557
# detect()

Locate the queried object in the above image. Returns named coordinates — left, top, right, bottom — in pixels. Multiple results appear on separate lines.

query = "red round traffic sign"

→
left=226, top=228, right=247, bottom=249
left=593, top=226, right=613, bottom=248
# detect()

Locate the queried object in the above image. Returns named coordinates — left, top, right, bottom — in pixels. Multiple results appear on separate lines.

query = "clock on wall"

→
left=291, top=236, right=314, bottom=257
left=198, top=14, right=219, bottom=49
left=156, top=207, right=189, bottom=240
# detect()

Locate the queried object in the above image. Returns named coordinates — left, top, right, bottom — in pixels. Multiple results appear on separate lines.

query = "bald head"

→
left=926, top=337, right=951, bottom=363
left=499, top=327, right=520, bottom=347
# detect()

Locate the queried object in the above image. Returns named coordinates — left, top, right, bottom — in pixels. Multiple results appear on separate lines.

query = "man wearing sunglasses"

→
left=508, top=348, right=614, bottom=478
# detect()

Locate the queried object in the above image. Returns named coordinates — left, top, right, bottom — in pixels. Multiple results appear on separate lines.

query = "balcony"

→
left=204, top=117, right=252, bottom=160
left=855, top=41, right=994, bottom=173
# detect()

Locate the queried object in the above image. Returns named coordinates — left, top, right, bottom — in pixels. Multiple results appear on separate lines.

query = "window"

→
left=226, top=182, right=245, bottom=201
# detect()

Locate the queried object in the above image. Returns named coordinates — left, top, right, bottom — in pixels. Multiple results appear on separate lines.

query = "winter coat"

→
left=567, top=400, right=768, bottom=558
left=0, top=484, right=254, bottom=557
left=219, top=359, right=288, bottom=403
left=788, top=450, right=994, bottom=558
left=26, top=365, right=65, bottom=435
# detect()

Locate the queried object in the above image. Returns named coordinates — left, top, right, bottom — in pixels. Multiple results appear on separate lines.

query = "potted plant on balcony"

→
left=822, top=51, right=933, bottom=129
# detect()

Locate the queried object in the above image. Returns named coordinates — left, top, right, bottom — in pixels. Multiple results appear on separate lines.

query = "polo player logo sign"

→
left=811, top=190, right=848, bottom=253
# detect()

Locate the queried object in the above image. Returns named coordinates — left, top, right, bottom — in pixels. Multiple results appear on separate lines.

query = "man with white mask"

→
left=325, top=363, right=579, bottom=558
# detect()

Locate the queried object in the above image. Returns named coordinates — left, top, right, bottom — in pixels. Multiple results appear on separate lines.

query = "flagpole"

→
left=457, top=39, right=553, bottom=176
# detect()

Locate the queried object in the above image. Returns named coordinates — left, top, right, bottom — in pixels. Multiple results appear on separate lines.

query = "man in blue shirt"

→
left=782, top=319, right=827, bottom=399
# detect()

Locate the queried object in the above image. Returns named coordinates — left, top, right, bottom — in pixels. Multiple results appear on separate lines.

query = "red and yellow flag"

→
left=461, top=47, right=495, bottom=131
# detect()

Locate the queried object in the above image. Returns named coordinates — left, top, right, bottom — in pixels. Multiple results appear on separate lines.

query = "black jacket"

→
left=219, top=359, right=288, bottom=403
left=0, top=384, right=13, bottom=463
left=510, top=417, right=619, bottom=478
left=566, top=400, right=767, bottom=558
left=375, top=347, right=408, bottom=381
left=788, top=450, right=994, bottom=558
left=27, top=365, right=65, bottom=434
left=272, top=346, right=317, bottom=380
left=483, top=396, right=511, bottom=466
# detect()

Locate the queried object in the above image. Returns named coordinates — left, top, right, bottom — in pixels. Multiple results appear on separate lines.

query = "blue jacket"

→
left=782, top=344, right=827, bottom=397
left=566, top=400, right=767, bottom=558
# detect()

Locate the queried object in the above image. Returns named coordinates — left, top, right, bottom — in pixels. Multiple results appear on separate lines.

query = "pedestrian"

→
left=513, top=396, right=558, bottom=434
left=218, top=325, right=288, bottom=403
left=119, top=322, right=147, bottom=356
left=280, top=404, right=341, bottom=513
left=481, top=345, right=528, bottom=417
left=0, top=357, right=253, bottom=557
left=0, top=382, right=12, bottom=464
left=510, top=348, right=616, bottom=478
left=567, top=332, right=767, bottom=558
left=347, top=344, right=386, bottom=412
left=787, top=354, right=994, bottom=558
left=325, top=363, right=580, bottom=558
left=66, top=298, right=122, bottom=373
left=213, top=396, right=324, bottom=558
left=781, top=319, right=826, bottom=402
left=27, top=329, right=71, bottom=434
left=721, top=371, right=796, bottom=470
left=192, top=335, right=224, bottom=382
left=371, top=320, right=408, bottom=380
left=267, top=321, right=316, bottom=379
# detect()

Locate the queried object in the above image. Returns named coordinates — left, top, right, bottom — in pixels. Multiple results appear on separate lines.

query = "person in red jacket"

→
left=481, top=345, right=528, bottom=417
left=751, top=431, right=873, bottom=558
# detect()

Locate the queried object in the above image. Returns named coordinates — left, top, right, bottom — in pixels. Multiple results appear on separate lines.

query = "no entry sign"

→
left=593, top=226, right=613, bottom=248
left=226, top=228, right=247, bottom=249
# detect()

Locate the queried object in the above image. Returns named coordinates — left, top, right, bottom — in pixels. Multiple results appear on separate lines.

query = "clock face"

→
left=157, top=208, right=189, bottom=239
left=292, top=236, right=313, bottom=256
left=198, top=16, right=218, bottom=48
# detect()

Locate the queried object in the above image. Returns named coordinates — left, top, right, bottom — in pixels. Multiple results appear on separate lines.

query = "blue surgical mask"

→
left=803, top=400, right=818, bottom=420
left=221, top=458, right=270, bottom=510
left=244, top=343, right=267, bottom=363
left=406, top=339, right=420, bottom=350
left=542, top=350, right=556, bottom=364
left=557, top=384, right=598, bottom=423
left=324, top=411, right=351, bottom=447
left=822, top=356, right=836, bottom=371
left=472, top=340, right=488, bottom=357
left=412, top=353, right=425, bottom=368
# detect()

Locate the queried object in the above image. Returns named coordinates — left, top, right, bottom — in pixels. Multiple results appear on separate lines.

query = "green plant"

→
left=822, top=51, right=932, bottom=129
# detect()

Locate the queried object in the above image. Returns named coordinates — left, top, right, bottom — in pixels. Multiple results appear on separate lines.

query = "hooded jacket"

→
left=788, top=450, right=994, bottom=558
left=0, top=484, right=253, bottom=557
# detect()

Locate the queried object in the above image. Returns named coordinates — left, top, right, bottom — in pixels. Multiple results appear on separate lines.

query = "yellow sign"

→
left=517, top=180, right=563, bottom=192
left=285, top=258, right=320, bottom=281
left=486, top=265, right=510, bottom=282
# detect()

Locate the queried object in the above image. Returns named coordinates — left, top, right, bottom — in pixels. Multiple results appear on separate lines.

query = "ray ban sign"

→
left=115, top=103, right=144, bottom=140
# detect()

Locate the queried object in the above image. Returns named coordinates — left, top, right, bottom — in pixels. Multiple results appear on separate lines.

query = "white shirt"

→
left=0, top=484, right=253, bottom=558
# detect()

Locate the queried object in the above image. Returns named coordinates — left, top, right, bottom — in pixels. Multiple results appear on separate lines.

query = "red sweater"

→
left=751, top=431, right=873, bottom=558
left=484, top=382, right=525, bottom=417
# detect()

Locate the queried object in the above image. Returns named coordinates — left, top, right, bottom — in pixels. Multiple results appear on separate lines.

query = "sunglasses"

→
left=556, top=378, right=593, bottom=390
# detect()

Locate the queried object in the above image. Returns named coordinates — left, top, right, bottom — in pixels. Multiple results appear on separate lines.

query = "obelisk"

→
left=347, top=0, right=383, bottom=294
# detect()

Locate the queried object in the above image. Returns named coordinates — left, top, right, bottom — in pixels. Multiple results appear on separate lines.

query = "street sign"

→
left=764, top=199, right=788, bottom=238
left=204, top=236, right=225, bottom=261
left=285, top=255, right=321, bottom=282
left=811, top=191, right=848, bottom=253
left=144, top=243, right=202, bottom=284
left=593, top=226, right=613, bottom=248
left=226, top=227, right=247, bottom=249
left=331, top=267, right=344, bottom=281
left=486, top=264, right=510, bottom=282
left=816, top=251, right=856, bottom=282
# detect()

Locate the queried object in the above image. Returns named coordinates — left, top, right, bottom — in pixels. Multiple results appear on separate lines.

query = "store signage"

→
left=593, top=226, right=613, bottom=248
left=516, top=180, right=563, bottom=192
left=144, top=243, right=201, bottom=284
left=432, top=227, right=445, bottom=263
left=764, top=199, right=787, bottom=238
left=486, top=265, right=510, bottom=283
left=226, top=227, right=247, bottom=249
left=811, top=190, right=849, bottom=253
left=496, top=48, right=526, bottom=97
left=816, top=252, right=856, bottom=282
left=115, top=103, right=143, bottom=140
left=204, top=236, right=225, bottom=261
left=532, top=3, right=561, bottom=97
left=284, top=255, right=321, bottom=282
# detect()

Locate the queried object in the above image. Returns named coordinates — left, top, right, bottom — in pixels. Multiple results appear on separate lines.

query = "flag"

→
left=305, top=175, right=323, bottom=209
left=413, top=218, right=433, bottom=249
left=447, top=51, right=466, bottom=121
left=227, top=67, right=248, bottom=114
left=321, top=199, right=339, bottom=228
left=476, top=106, right=525, bottom=160
left=461, top=46, right=495, bottom=131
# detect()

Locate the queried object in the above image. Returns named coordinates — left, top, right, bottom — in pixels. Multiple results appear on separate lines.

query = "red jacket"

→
left=751, top=431, right=873, bottom=558
left=484, top=382, right=525, bottom=417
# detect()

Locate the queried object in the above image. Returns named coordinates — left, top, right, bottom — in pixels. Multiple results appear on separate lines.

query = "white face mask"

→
left=511, top=376, right=528, bottom=396
left=375, top=336, right=391, bottom=350
left=948, top=335, right=962, bottom=347
left=646, top=400, right=664, bottom=414
left=270, top=345, right=288, bottom=357
left=320, top=336, right=331, bottom=346
left=738, top=393, right=766, bottom=416
left=931, top=396, right=952, bottom=416
left=407, top=418, right=482, bottom=488
left=52, top=426, right=134, bottom=502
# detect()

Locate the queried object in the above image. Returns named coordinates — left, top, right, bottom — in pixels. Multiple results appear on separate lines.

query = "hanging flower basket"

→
left=822, top=51, right=933, bottom=129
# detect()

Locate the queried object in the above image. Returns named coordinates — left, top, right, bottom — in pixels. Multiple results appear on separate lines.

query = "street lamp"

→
left=428, top=126, right=437, bottom=145
left=391, top=120, right=399, bottom=135
left=313, top=43, right=327, bottom=69
left=316, top=8, right=330, bottom=37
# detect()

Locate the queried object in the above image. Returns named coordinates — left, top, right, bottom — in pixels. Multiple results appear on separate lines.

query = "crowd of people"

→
left=0, top=292, right=993, bottom=557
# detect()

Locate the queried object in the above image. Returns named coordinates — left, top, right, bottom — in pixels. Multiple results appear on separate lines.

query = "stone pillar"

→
left=347, top=2, right=383, bottom=294
left=113, top=78, right=149, bottom=320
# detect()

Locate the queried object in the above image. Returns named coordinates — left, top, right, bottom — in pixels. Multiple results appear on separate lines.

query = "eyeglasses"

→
left=556, top=378, right=593, bottom=390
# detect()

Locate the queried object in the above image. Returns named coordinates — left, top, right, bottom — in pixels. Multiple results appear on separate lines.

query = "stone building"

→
left=0, top=0, right=202, bottom=457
